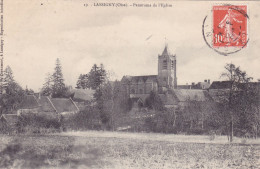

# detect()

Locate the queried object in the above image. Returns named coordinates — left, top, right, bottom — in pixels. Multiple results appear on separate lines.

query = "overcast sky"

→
left=4, top=0, right=260, bottom=91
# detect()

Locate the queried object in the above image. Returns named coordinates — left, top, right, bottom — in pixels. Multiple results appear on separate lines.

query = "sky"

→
left=4, top=0, right=260, bottom=91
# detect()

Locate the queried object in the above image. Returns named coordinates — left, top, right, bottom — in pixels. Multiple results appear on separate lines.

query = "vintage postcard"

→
left=0, top=0, right=260, bottom=168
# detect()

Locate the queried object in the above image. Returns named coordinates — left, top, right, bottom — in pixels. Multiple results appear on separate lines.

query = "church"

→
left=121, top=45, right=177, bottom=95
left=121, top=44, right=213, bottom=110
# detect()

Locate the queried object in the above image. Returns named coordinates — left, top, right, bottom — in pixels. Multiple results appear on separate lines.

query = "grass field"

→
left=0, top=131, right=260, bottom=169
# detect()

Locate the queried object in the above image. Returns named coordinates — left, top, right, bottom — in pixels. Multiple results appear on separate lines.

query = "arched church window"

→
left=163, top=60, right=167, bottom=69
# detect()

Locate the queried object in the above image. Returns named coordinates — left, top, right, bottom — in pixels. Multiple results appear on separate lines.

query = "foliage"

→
left=87, top=64, right=107, bottom=90
left=75, top=64, right=107, bottom=90
left=16, top=114, right=61, bottom=134
left=76, top=64, right=110, bottom=127
left=144, top=91, right=164, bottom=111
left=76, top=74, right=88, bottom=89
left=218, top=63, right=256, bottom=142
left=51, top=58, right=67, bottom=98
left=0, top=66, right=25, bottom=114
left=40, top=59, right=71, bottom=98
left=63, top=106, right=101, bottom=131
left=41, top=73, right=53, bottom=96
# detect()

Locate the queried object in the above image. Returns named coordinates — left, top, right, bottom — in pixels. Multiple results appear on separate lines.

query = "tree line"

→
left=0, top=60, right=259, bottom=142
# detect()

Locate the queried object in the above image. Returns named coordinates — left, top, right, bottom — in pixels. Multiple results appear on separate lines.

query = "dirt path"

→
left=56, top=130, right=260, bottom=145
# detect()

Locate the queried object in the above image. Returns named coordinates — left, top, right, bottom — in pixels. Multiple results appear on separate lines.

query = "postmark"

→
left=202, top=4, right=249, bottom=56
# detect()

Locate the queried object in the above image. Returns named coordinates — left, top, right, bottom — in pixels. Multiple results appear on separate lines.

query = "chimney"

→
left=208, top=79, right=210, bottom=84
left=204, top=79, right=207, bottom=82
left=39, top=93, right=41, bottom=99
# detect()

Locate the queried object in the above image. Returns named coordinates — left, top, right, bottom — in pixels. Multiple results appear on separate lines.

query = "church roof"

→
left=160, top=45, right=176, bottom=59
left=162, top=45, right=169, bottom=55
left=122, top=75, right=157, bottom=83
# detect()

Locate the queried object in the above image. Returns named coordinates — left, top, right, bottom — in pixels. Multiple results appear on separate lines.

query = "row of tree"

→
left=75, top=64, right=131, bottom=130
left=1, top=58, right=70, bottom=114
left=74, top=63, right=259, bottom=142
left=1, top=60, right=259, bottom=142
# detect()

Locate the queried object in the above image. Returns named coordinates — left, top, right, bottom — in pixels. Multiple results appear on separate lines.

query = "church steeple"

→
left=162, top=45, right=169, bottom=55
left=158, top=44, right=177, bottom=91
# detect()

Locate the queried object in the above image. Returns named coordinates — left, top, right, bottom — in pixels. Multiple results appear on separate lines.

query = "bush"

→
left=62, top=106, right=101, bottom=131
left=17, top=114, right=61, bottom=134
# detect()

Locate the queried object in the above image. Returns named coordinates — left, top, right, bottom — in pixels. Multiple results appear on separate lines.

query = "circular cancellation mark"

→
left=202, top=4, right=249, bottom=56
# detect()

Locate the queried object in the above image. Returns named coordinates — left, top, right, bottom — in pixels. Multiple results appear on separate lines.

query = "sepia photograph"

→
left=0, top=0, right=260, bottom=168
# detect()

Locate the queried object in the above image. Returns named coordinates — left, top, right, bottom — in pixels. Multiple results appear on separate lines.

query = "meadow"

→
left=0, top=131, right=259, bottom=169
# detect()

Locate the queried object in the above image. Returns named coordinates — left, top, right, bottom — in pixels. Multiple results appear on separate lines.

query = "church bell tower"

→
left=158, top=45, right=177, bottom=91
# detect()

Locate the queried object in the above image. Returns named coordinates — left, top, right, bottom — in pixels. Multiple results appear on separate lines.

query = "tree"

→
left=76, top=74, right=88, bottom=89
left=0, top=66, right=25, bottom=114
left=76, top=74, right=84, bottom=89
left=220, top=63, right=253, bottom=142
left=82, top=64, right=108, bottom=127
left=87, top=64, right=107, bottom=90
left=235, top=82, right=260, bottom=138
left=41, top=73, right=53, bottom=96
left=51, top=58, right=66, bottom=98
left=3, top=66, right=14, bottom=84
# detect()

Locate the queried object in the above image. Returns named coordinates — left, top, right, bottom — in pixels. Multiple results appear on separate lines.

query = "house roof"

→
left=209, top=81, right=232, bottom=89
left=72, top=89, right=94, bottom=102
left=0, top=114, right=19, bottom=125
left=173, top=89, right=212, bottom=102
left=50, top=98, right=79, bottom=113
left=209, top=81, right=260, bottom=90
left=37, top=96, right=56, bottom=112
left=19, top=95, right=40, bottom=109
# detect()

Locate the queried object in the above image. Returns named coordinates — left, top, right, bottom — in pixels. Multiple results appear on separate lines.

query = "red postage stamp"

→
left=213, top=5, right=247, bottom=48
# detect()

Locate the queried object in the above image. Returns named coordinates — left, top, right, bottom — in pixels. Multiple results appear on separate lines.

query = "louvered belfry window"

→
left=171, top=60, right=174, bottom=69
left=163, top=60, right=167, bottom=69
